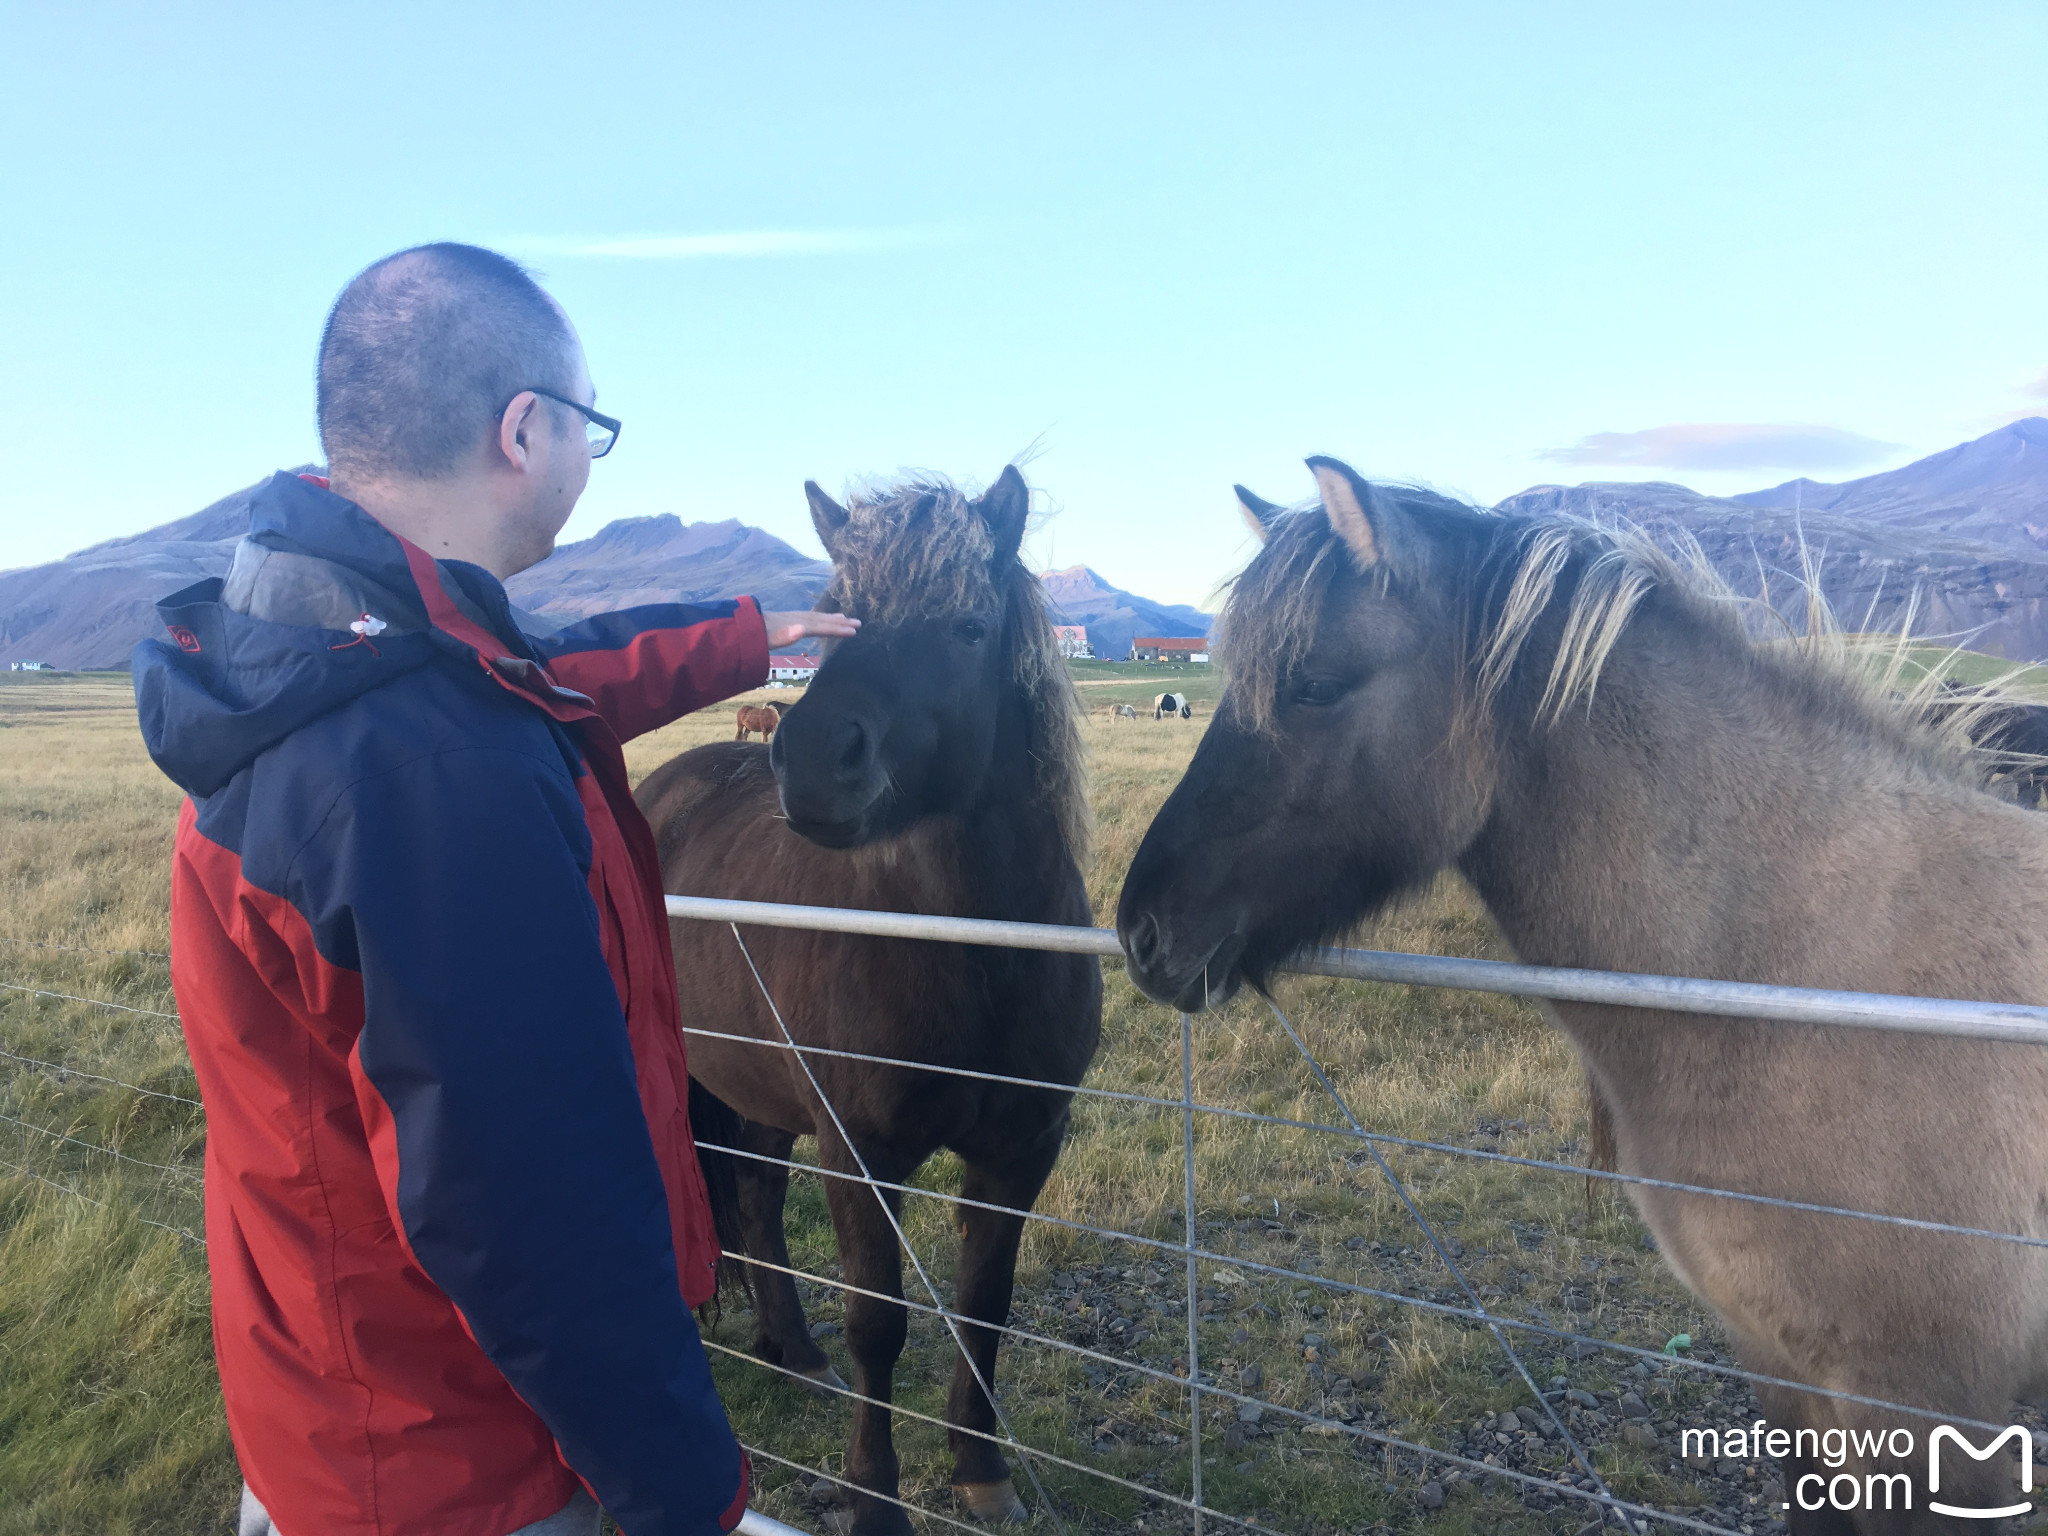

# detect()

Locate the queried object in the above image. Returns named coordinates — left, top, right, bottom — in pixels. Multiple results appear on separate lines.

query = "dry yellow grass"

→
left=3, top=671, right=1729, bottom=1536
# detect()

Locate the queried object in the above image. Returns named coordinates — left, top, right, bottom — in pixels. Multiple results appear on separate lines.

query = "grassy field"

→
left=1894, top=642, right=2048, bottom=698
left=0, top=665, right=1941, bottom=1535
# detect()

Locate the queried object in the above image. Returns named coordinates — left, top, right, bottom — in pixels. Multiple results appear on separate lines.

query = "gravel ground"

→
left=747, top=1114, right=2048, bottom=1536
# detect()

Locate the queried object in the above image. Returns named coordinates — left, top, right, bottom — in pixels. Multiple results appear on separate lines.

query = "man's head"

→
left=316, top=243, right=600, bottom=576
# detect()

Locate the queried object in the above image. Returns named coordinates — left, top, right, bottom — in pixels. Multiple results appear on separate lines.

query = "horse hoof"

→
left=798, top=1362, right=849, bottom=1396
left=953, top=1479, right=1028, bottom=1523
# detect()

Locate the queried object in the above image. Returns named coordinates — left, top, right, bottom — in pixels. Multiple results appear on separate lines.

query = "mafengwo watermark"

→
left=1683, top=1419, right=2037, bottom=1519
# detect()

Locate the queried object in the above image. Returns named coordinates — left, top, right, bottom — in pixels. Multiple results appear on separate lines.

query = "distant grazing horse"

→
left=1111, top=702, right=1138, bottom=722
left=1153, top=691, right=1191, bottom=720
left=1117, top=461, right=2048, bottom=1534
left=734, top=701, right=784, bottom=740
left=639, top=468, right=1100, bottom=1535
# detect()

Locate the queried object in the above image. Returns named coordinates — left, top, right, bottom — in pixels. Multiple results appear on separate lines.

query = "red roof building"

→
left=1128, top=637, right=1209, bottom=663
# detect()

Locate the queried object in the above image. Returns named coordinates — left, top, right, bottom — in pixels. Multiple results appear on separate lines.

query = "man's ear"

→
left=805, top=481, right=851, bottom=555
left=1306, top=456, right=1414, bottom=575
left=499, top=390, right=542, bottom=469
left=1234, top=484, right=1283, bottom=544
left=977, top=465, right=1030, bottom=565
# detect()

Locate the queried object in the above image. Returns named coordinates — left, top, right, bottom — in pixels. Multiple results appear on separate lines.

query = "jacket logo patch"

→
left=167, top=624, right=201, bottom=653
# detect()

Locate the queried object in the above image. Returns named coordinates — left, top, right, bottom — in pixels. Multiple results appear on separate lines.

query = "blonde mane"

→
left=1476, top=519, right=1688, bottom=725
left=819, top=477, right=1090, bottom=857
left=1222, top=493, right=2037, bottom=778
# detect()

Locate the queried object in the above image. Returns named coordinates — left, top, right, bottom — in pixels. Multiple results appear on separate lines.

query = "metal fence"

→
left=6, top=906, right=2048, bottom=1535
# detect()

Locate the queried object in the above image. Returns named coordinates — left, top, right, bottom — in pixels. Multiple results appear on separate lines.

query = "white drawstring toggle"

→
left=350, top=615, right=387, bottom=637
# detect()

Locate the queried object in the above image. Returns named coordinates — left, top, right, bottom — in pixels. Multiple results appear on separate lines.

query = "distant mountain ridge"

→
left=1495, top=420, right=2048, bottom=660
left=504, top=514, right=833, bottom=633
left=0, top=480, right=1205, bottom=668
left=0, top=469, right=320, bottom=673
left=1732, top=416, right=2048, bottom=554
left=6, top=420, right=2043, bottom=669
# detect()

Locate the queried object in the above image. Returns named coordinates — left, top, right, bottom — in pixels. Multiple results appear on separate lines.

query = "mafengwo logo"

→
left=1680, top=1420, right=2035, bottom=1519
left=1927, top=1425, right=2032, bottom=1520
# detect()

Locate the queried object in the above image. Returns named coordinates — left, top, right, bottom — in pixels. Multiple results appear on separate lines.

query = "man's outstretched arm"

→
left=532, top=600, right=857, bottom=741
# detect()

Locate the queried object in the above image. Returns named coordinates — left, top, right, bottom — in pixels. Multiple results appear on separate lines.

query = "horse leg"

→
left=735, top=1121, right=843, bottom=1389
left=1759, top=1382, right=1951, bottom=1536
left=1777, top=1441, right=1862, bottom=1536
left=821, top=1139, right=920, bottom=1536
left=943, top=1131, right=1065, bottom=1523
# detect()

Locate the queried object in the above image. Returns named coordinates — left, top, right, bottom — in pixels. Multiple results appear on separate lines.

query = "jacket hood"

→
left=135, top=472, right=528, bottom=797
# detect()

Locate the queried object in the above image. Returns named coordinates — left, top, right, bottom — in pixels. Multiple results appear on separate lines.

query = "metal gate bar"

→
left=665, top=895, right=2048, bottom=1043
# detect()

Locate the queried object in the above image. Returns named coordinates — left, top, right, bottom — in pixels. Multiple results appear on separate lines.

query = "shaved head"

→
left=317, top=243, right=579, bottom=481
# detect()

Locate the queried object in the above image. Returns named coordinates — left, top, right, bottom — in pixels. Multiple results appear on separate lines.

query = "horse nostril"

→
left=1125, top=910, right=1161, bottom=973
left=833, top=719, right=871, bottom=782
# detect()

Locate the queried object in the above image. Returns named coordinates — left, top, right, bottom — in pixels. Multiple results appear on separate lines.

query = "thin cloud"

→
left=507, top=228, right=951, bottom=260
left=2026, top=370, right=2048, bottom=399
left=1542, top=422, right=1900, bottom=473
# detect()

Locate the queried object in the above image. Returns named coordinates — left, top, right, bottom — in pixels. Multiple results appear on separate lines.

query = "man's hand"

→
left=763, top=611, right=861, bottom=649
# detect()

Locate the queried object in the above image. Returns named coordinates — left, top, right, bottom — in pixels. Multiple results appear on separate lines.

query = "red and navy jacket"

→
left=132, top=471, right=768, bottom=1536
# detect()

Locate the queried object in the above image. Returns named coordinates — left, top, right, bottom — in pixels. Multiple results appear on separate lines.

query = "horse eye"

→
left=1294, top=676, right=1346, bottom=706
left=953, top=618, right=988, bottom=644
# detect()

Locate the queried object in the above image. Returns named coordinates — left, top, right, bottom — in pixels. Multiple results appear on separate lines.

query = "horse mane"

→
left=1219, top=487, right=2032, bottom=778
left=818, top=475, right=1090, bottom=858
left=1474, top=517, right=1697, bottom=725
left=1215, top=487, right=1452, bottom=735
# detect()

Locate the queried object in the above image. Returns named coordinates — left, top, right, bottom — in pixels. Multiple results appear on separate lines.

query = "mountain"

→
left=1038, top=566, right=1213, bottom=661
left=1497, top=421, right=2048, bottom=660
left=1733, top=417, right=2048, bottom=555
left=10, top=421, right=2040, bottom=670
left=0, top=482, right=1203, bottom=669
left=0, top=470, right=318, bottom=671
left=503, top=515, right=832, bottom=633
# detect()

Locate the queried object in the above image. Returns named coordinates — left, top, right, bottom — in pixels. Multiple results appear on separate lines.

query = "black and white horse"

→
left=1153, top=692, right=1191, bottom=720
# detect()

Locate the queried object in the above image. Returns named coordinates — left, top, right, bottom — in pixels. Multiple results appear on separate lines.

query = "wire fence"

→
left=5, top=903, right=2047, bottom=1535
left=662, top=896, right=2048, bottom=1534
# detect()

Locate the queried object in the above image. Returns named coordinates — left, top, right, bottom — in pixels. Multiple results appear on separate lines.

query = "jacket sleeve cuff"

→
left=732, top=597, right=771, bottom=695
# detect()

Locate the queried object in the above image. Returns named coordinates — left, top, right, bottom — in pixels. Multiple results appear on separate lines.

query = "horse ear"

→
left=1307, top=456, right=1411, bottom=575
left=977, top=465, right=1031, bottom=565
left=1234, top=484, right=1282, bottom=544
left=805, top=481, right=850, bottom=554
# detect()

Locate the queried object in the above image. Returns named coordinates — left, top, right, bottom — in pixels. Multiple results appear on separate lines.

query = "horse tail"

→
left=687, top=1075, right=754, bottom=1308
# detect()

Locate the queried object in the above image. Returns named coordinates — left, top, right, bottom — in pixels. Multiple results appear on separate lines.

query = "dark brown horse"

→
left=639, top=469, right=1100, bottom=1535
left=1926, top=681, right=2048, bottom=808
left=734, top=700, right=784, bottom=740
left=1119, top=460, right=2048, bottom=1535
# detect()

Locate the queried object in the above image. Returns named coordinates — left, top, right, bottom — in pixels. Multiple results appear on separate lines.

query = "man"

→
left=133, top=243, right=856, bottom=1536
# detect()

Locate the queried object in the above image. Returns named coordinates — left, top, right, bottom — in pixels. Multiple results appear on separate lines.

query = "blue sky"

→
left=2, top=3, right=2043, bottom=609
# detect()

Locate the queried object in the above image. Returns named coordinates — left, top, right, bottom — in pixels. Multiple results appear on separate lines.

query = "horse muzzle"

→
left=1118, top=908, right=1248, bottom=1013
left=770, top=704, right=893, bottom=848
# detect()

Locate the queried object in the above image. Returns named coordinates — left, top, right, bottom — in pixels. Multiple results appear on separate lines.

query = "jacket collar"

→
left=262, top=472, right=597, bottom=717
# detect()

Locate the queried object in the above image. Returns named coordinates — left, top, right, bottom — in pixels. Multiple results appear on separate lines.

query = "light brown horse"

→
left=733, top=700, right=783, bottom=740
left=1118, top=460, right=2048, bottom=1535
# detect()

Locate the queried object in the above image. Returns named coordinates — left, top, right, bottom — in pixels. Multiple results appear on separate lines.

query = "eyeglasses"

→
left=511, top=388, right=622, bottom=459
